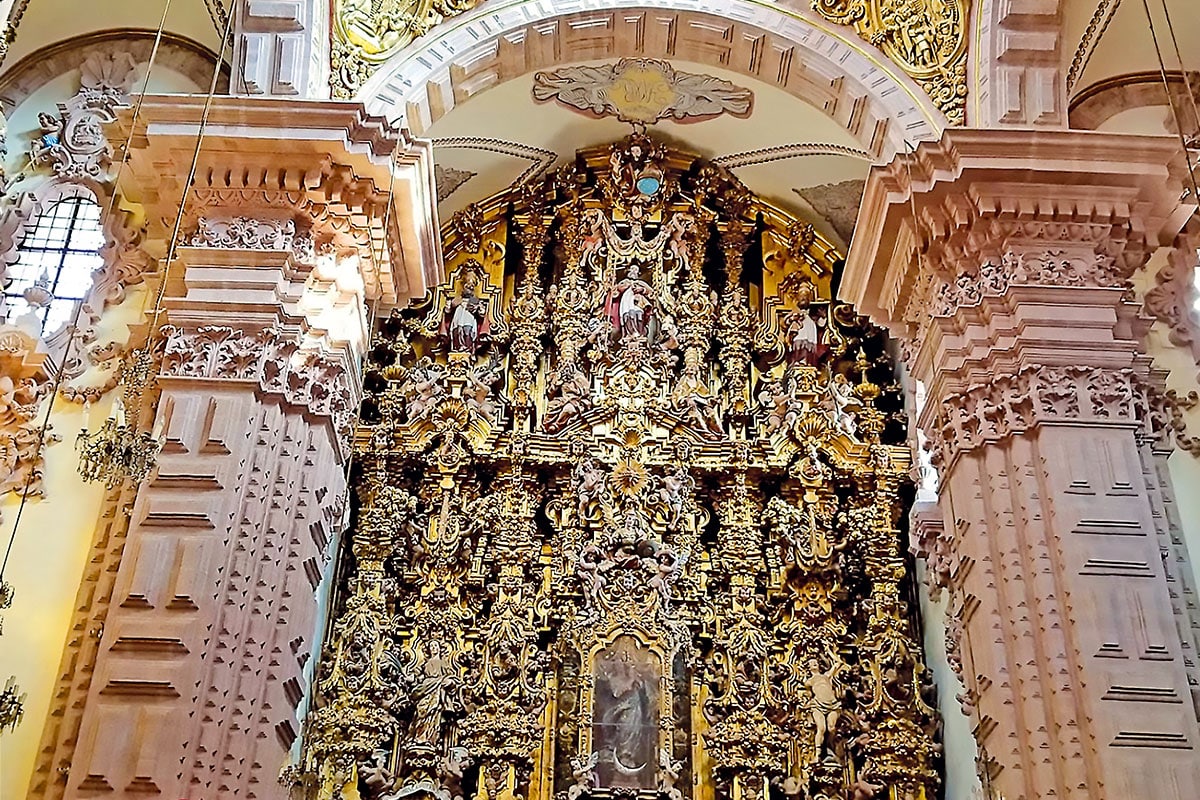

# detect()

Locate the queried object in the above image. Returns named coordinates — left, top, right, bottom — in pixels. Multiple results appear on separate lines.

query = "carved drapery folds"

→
left=810, top=0, right=968, bottom=124
left=305, top=136, right=940, bottom=800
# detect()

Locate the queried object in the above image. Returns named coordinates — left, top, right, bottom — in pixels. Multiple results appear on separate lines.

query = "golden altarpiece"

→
left=304, top=137, right=941, bottom=800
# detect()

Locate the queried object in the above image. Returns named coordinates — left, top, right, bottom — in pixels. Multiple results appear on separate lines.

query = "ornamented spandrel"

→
left=332, top=0, right=484, bottom=98
left=305, top=135, right=940, bottom=800
left=811, top=0, right=969, bottom=124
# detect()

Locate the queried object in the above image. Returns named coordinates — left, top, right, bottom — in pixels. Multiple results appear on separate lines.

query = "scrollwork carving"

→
left=307, top=136, right=938, bottom=800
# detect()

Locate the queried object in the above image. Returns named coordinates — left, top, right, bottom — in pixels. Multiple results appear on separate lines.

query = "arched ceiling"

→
left=1064, top=0, right=1200, bottom=131
left=424, top=59, right=875, bottom=250
left=0, top=0, right=226, bottom=78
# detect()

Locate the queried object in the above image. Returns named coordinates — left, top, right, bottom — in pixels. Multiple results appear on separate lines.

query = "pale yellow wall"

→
left=0, top=284, right=149, bottom=799
left=0, top=51, right=200, bottom=799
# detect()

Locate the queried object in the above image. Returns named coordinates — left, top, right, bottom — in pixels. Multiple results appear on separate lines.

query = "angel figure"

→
left=827, top=373, right=860, bottom=437
left=656, top=468, right=688, bottom=528
left=574, top=458, right=608, bottom=521
left=30, top=111, right=62, bottom=166
left=577, top=544, right=610, bottom=610
left=657, top=747, right=684, bottom=800
left=648, top=545, right=687, bottom=606
left=567, top=752, right=599, bottom=800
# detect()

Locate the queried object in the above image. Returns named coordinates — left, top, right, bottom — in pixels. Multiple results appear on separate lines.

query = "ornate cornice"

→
left=843, top=128, right=1193, bottom=339
left=118, top=95, right=443, bottom=308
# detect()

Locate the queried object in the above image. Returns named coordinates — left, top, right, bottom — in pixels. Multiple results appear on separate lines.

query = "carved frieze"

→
left=532, top=59, right=753, bottom=124
left=160, top=325, right=355, bottom=442
left=925, top=364, right=1200, bottom=467
left=187, top=216, right=306, bottom=251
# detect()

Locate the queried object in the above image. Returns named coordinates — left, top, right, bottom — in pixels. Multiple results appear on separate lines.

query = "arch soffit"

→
left=356, top=0, right=946, bottom=161
left=969, top=0, right=1067, bottom=127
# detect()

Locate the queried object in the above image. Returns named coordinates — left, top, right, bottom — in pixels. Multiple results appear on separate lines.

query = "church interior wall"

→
left=0, top=36, right=208, bottom=800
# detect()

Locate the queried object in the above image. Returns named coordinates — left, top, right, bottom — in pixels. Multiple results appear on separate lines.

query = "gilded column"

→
left=843, top=129, right=1200, bottom=800
left=36, top=97, right=439, bottom=800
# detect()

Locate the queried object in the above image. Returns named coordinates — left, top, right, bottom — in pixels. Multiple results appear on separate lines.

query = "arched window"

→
left=5, top=194, right=104, bottom=333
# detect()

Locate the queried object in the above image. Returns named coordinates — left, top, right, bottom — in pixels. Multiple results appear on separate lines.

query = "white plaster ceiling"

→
left=427, top=59, right=872, bottom=248
left=1064, top=0, right=1200, bottom=96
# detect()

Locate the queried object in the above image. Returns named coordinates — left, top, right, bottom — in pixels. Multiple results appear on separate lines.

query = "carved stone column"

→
left=42, top=97, right=440, bottom=800
left=843, top=129, right=1200, bottom=800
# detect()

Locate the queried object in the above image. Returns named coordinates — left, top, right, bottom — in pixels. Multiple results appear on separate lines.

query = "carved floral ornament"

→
left=810, top=0, right=969, bottom=124
left=532, top=60, right=754, bottom=125
left=331, top=0, right=482, bottom=98
left=301, top=135, right=940, bottom=800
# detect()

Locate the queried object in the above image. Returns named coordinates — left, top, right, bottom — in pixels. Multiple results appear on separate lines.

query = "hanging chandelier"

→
left=76, top=346, right=164, bottom=487
left=0, top=675, right=24, bottom=735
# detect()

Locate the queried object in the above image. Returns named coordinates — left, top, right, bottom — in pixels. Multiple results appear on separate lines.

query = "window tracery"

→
left=304, top=136, right=940, bottom=800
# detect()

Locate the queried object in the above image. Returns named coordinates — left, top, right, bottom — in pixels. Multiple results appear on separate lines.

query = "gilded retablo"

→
left=302, top=136, right=941, bottom=800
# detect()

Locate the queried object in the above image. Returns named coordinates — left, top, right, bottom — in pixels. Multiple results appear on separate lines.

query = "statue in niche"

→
left=607, top=268, right=655, bottom=342
left=671, top=368, right=723, bottom=437
left=443, top=294, right=489, bottom=355
left=543, top=364, right=591, bottom=432
left=593, top=637, right=660, bottom=789
left=408, top=639, right=463, bottom=750
left=805, top=655, right=846, bottom=760
left=440, top=263, right=490, bottom=355
left=784, top=307, right=828, bottom=367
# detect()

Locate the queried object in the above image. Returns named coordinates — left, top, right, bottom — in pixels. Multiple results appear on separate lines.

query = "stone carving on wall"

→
left=0, top=329, right=59, bottom=520
left=332, top=0, right=483, bottom=98
left=188, top=216, right=306, bottom=251
left=29, top=51, right=136, bottom=181
left=924, top=364, right=1200, bottom=467
left=435, top=164, right=476, bottom=203
left=1143, top=234, right=1200, bottom=368
left=532, top=59, right=754, bottom=124
left=811, top=0, right=969, bottom=124
left=160, top=325, right=355, bottom=443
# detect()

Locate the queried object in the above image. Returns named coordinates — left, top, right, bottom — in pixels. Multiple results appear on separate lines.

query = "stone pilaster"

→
left=44, top=98, right=440, bottom=800
left=843, top=129, right=1200, bottom=800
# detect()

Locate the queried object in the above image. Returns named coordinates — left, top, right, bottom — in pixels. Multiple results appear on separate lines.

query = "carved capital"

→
left=921, top=364, right=1200, bottom=469
left=160, top=325, right=356, bottom=454
left=120, top=96, right=443, bottom=307
left=844, top=129, right=1193, bottom=342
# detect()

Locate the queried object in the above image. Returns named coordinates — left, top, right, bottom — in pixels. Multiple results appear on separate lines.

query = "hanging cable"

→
left=0, top=0, right=177, bottom=582
left=1139, top=0, right=1200, bottom=207
left=1156, top=0, right=1200, bottom=149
